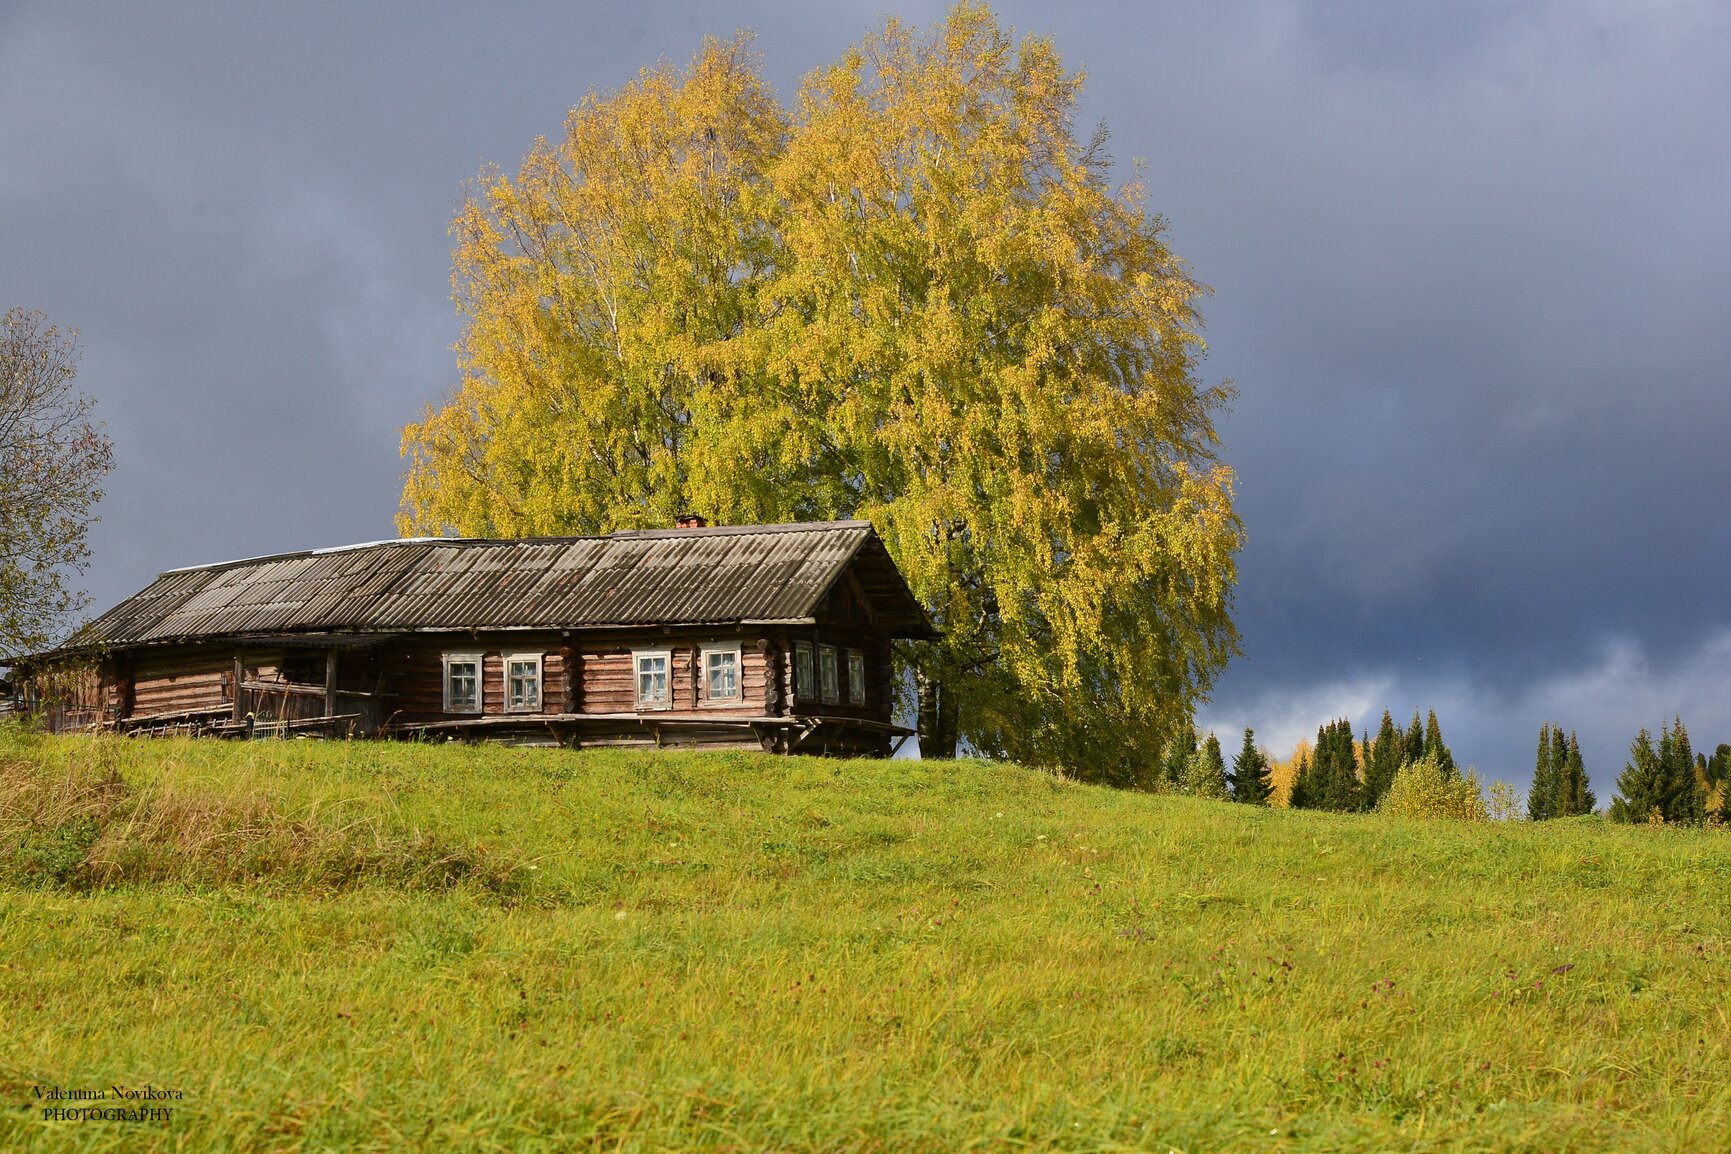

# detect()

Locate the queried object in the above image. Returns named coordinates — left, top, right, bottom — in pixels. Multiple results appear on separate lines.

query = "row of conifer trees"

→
left=1146, top=727, right=1267, bottom=802
left=1155, top=709, right=1729, bottom=827
left=1150, top=710, right=1461, bottom=810
left=1285, top=713, right=1608, bottom=821
left=1608, top=718, right=1731, bottom=826
left=1288, top=710, right=1458, bottom=812
left=1528, top=723, right=1594, bottom=820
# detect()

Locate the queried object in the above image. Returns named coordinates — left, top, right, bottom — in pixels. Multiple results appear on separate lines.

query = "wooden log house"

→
left=5, top=519, right=936, bottom=756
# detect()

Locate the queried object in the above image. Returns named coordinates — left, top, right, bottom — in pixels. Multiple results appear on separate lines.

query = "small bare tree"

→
left=1, top=308, right=114, bottom=658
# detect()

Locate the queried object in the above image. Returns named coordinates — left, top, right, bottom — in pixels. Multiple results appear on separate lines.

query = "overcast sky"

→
left=3, top=0, right=1727, bottom=791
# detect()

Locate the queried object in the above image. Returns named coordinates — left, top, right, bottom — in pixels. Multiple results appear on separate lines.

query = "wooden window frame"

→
left=633, top=648, right=673, bottom=711
left=793, top=641, right=814, bottom=703
left=505, top=652, right=543, bottom=713
left=442, top=652, right=483, bottom=715
left=702, top=644, right=742, bottom=706
left=846, top=649, right=866, bottom=706
left=818, top=644, right=839, bottom=705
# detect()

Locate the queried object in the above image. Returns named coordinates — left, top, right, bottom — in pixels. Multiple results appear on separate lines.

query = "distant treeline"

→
left=1153, top=709, right=1481, bottom=814
left=1607, top=718, right=1730, bottom=826
left=1157, top=711, right=1731, bottom=828
left=1288, top=710, right=1475, bottom=814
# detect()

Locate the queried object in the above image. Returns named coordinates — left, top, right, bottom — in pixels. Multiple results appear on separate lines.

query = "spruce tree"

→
left=1204, top=737, right=1232, bottom=799
left=1549, top=726, right=1570, bottom=813
left=1404, top=711, right=1426, bottom=765
left=1659, top=718, right=1703, bottom=825
left=1342, top=718, right=1366, bottom=811
left=1293, top=727, right=1325, bottom=810
left=1425, top=710, right=1456, bottom=776
left=1313, top=721, right=1338, bottom=810
left=1290, top=744, right=1322, bottom=810
left=1231, top=727, right=1271, bottom=805
left=1610, top=728, right=1664, bottom=823
left=1561, top=731, right=1595, bottom=816
left=1657, top=721, right=1680, bottom=820
left=1529, top=722, right=1557, bottom=821
left=1183, top=732, right=1230, bottom=799
left=1363, top=709, right=1402, bottom=807
left=1314, top=718, right=1362, bottom=812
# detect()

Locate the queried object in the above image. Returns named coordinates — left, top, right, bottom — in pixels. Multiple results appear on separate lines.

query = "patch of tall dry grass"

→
left=0, top=744, right=526, bottom=896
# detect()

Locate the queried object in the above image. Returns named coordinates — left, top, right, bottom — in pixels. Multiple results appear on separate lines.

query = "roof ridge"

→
left=158, top=520, right=875, bottom=577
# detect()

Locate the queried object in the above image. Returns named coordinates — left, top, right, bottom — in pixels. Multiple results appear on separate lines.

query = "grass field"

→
left=2, top=726, right=1728, bottom=1152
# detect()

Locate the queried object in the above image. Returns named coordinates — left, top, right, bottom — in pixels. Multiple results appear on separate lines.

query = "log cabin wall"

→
left=575, top=633, right=772, bottom=718
left=483, top=653, right=504, bottom=715
left=380, top=636, right=569, bottom=725
left=123, top=647, right=334, bottom=727
left=781, top=626, right=896, bottom=727
left=783, top=562, right=900, bottom=728
left=130, top=649, right=231, bottom=717
left=770, top=631, right=895, bottom=758
left=108, top=644, right=415, bottom=730
left=235, top=649, right=299, bottom=722
left=540, top=646, right=571, bottom=713
left=26, top=626, right=886, bottom=740
left=18, top=657, right=107, bottom=733
left=383, top=644, right=446, bottom=723
left=576, top=651, right=635, bottom=716
left=372, top=630, right=778, bottom=724
left=109, top=653, right=134, bottom=718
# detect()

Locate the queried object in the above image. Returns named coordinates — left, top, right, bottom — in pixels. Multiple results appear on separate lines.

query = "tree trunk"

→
left=916, top=669, right=958, bottom=759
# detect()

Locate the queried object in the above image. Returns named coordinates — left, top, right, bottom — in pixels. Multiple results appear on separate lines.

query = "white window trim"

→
left=847, top=649, right=866, bottom=706
left=818, top=644, right=839, bottom=705
left=505, top=652, right=543, bottom=713
left=442, top=651, right=484, bottom=715
left=633, top=648, right=673, bottom=712
left=793, top=641, right=814, bottom=703
left=701, top=644, right=743, bottom=706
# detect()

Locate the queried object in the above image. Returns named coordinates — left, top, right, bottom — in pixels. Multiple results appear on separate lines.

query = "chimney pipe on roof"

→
left=674, top=513, right=708, bottom=529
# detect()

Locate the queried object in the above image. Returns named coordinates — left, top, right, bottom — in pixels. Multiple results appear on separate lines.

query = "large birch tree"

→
left=0, top=308, right=113, bottom=659
left=400, top=3, right=1242, bottom=780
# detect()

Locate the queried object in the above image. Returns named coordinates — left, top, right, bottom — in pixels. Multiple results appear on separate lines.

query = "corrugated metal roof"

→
left=56, top=521, right=934, bottom=652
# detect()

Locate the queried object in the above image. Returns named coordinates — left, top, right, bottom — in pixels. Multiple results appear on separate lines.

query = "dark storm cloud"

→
left=1020, top=0, right=1731, bottom=779
left=3, top=1, right=1727, bottom=788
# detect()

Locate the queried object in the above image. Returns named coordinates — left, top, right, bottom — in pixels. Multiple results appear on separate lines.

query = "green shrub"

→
left=1379, top=753, right=1488, bottom=821
left=1180, top=742, right=1231, bottom=799
left=1486, top=780, right=1524, bottom=821
left=6, top=815, right=102, bottom=887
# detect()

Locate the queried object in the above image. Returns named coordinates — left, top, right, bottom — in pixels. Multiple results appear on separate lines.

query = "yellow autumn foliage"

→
left=399, top=4, right=1242, bottom=780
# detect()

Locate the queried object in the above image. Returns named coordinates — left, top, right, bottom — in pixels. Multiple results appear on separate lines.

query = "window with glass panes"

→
left=818, top=644, right=839, bottom=704
left=794, top=642, right=814, bottom=701
left=705, top=647, right=740, bottom=702
left=443, top=653, right=482, bottom=714
left=506, top=653, right=541, bottom=712
left=634, top=650, right=670, bottom=708
left=847, top=649, right=866, bottom=705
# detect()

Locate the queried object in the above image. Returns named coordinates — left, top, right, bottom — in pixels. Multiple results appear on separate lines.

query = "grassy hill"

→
left=2, top=727, right=1728, bottom=1152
